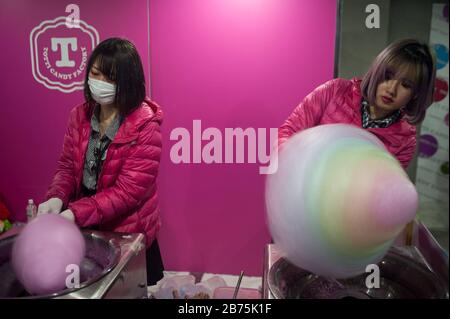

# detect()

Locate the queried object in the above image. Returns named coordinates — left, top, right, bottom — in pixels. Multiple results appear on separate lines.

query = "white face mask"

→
left=88, top=77, right=116, bottom=105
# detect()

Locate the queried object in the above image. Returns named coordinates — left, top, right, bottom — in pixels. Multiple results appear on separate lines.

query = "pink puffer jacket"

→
left=278, top=78, right=417, bottom=169
left=46, top=97, right=163, bottom=248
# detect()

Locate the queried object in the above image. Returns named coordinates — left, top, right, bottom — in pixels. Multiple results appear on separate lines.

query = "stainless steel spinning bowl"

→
left=268, top=248, right=449, bottom=299
left=0, top=231, right=121, bottom=298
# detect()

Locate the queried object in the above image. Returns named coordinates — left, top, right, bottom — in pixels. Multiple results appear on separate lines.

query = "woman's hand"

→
left=59, top=209, right=75, bottom=222
left=37, top=198, right=63, bottom=215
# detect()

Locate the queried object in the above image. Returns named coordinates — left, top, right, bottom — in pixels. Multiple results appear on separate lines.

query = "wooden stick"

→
left=233, top=271, right=244, bottom=299
left=405, top=221, right=415, bottom=246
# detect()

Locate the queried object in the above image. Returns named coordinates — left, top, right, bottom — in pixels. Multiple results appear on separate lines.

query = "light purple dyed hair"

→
left=361, top=39, right=436, bottom=125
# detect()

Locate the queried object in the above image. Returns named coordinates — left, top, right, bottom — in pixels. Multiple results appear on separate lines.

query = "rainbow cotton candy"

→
left=265, top=124, right=418, bottom=279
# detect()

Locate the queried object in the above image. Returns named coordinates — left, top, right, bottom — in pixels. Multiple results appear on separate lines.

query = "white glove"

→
left=37, top=197, right=63, bottom=215
left=60, top=209, right=75, bottom=222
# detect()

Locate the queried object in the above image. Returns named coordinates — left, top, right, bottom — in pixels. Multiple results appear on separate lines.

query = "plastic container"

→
left=26, top=199, right=37, bottom=222
left=213, top=287, right=261, bottom=299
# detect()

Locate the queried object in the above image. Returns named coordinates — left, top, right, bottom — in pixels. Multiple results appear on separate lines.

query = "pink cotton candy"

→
left=11, top=214, right=85, bottom=295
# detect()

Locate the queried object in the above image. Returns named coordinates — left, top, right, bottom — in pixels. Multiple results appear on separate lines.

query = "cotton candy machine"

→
left=0, top=228, right=147, bottom=299
left=263, top=222, right=449, bottom=299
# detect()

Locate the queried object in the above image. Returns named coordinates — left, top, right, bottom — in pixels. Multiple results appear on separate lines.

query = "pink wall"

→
left=0, top=0, right=336, bottom=276
left=150, top=0, right=336, bottom=275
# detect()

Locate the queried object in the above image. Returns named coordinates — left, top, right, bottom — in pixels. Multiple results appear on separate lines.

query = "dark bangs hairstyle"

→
left=84, top=38, right=146, bottom=116
left=361, top=39, right=436, bottom=125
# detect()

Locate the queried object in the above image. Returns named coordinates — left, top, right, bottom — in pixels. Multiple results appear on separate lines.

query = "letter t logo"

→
left=51, top=37, right=78, bottom=67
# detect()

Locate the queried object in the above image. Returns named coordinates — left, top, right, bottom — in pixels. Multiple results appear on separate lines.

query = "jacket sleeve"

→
left=396, top=135, right=417, bottom=170
left=68, top=121, right=162, bottom=227
left=278, top=79, right=338, bottom=146
left=46, top=109, right=77, bottom=207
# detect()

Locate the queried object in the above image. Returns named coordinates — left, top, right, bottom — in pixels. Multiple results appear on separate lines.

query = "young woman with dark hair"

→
left=37, top=37, right=164, bottom=286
